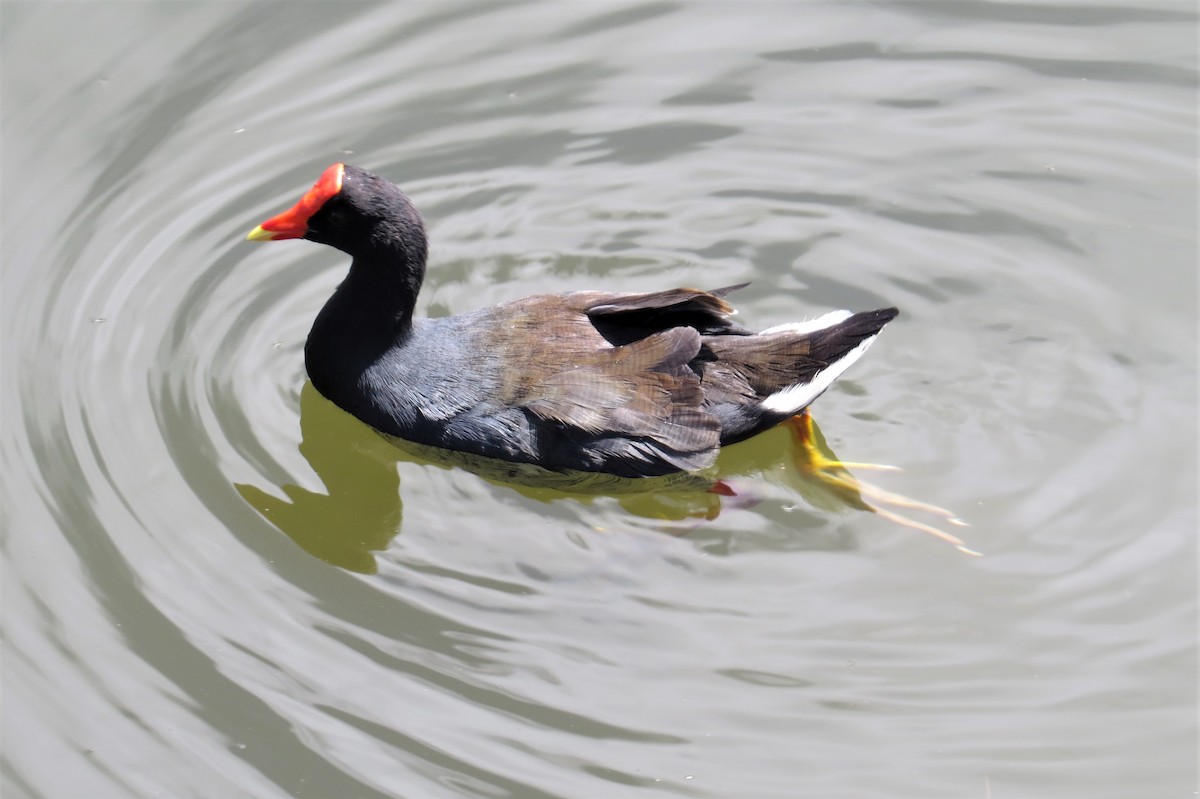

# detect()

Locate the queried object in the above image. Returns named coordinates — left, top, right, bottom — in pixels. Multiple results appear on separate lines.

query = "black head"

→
left=248, top=163, right=427, bottom=267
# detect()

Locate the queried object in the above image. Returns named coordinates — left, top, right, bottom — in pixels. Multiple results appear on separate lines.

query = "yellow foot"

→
left=783, top=412, right=979, bottom=556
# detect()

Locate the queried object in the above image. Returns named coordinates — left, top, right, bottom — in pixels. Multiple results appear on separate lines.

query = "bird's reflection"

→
left=236, top=382, right=969, bottom=573
left=235, top=383, right=404, bottom=572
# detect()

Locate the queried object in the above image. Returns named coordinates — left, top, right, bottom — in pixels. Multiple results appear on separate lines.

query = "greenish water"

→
left=2, top=2, right=1195, bottom=797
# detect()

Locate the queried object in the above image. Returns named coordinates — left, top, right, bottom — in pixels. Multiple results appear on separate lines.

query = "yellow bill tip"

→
left=246, top=225, right=274, bottom=241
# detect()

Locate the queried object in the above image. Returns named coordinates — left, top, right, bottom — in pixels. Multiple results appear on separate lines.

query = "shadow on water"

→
left=235, top=383, right=404, bottom=573
left=237, top=382, right=968, bottom=572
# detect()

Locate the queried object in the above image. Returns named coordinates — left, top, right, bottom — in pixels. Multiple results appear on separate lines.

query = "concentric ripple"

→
left=3, top=2, right=1195, bottom=798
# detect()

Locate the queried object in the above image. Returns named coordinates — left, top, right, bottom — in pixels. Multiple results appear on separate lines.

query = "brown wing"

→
left=519, top=325, right=720, bottom=472
left=479, top=295, right=722, bottom=473
left=582, top=284, right=745, bottom=317
left=557, top=284, right=754, bottom=346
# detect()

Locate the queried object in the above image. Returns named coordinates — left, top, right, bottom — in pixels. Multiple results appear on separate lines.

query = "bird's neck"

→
left=304, top=247, right=426, bottom=394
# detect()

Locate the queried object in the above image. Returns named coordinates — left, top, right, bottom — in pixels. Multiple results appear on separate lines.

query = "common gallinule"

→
left=247, top=164, right=898, bottom=479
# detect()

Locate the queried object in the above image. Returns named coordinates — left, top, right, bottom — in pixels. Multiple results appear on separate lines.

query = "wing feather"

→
left=519, top=327, right=720, bottom=473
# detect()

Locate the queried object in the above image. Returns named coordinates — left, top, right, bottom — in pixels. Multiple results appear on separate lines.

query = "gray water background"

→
left=2, top=2, right=1196, bottom=797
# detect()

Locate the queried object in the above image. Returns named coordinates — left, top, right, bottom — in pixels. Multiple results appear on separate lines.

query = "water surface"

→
left=2, top=2, right=1195, bottom=797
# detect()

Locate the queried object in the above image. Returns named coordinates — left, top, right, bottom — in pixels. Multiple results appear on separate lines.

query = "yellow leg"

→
left=782, top=412, right=979, bottom=556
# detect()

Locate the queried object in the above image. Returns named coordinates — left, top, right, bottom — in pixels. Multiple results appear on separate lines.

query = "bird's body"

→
left=248, top=163, right=898, bottom=478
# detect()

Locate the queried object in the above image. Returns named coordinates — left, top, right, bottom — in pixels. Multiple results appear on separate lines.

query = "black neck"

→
left=347, top=244, right=426, bottom=334
left=304, top=244, right=426, bottom=396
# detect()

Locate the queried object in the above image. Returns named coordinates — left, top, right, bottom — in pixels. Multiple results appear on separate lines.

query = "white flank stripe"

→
left=760, top=310, right=853, bottom=337
left=759, top=335, right=878, bottom=414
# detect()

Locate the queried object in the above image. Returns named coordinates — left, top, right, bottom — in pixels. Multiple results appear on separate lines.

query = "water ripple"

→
left=3, top=2, right=1194, bottom=797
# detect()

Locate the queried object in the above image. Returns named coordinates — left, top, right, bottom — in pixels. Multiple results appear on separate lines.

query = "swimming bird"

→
left=246, top=163, right=898, bottom=479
